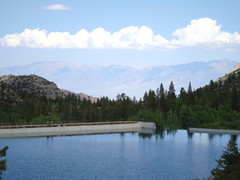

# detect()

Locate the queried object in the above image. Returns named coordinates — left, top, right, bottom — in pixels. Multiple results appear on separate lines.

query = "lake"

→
left=0, top=129, right=239, bottom=180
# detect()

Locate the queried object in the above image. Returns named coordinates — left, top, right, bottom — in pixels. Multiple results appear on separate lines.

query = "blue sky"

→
left=0, top=0, right=239, bottom=67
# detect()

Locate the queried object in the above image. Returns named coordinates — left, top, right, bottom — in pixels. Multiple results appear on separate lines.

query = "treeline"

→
left=0, top=71, right=240, bottom=129
left=0, top=93, right=140, bottom=126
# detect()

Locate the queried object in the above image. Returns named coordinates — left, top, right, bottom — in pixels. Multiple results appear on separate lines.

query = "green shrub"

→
left=31, top=115, right=62, bottom=125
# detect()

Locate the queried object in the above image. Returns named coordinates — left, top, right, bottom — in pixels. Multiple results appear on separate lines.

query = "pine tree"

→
left=158, top=83, right=167, bottom=112
left=167, top=81, right=176, bottom=111
left=187, top=82, right=195, bottom=105
left=179, top=87, right=187, bottom=103
left=188, top=81, right=192, bottom=93
left=231, top=83, right=239, bottom=112
left=143, top=90, right=157, bottom=111
left=168, top=81, right=176, bottom=99
left=148, top=90, right=157, bottom=111
left=211, top=140, right=240, bottom=180
left=0, top=146, right=8, bottom=179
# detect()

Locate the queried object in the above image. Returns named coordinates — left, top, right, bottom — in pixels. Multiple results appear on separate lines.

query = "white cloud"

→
left=0, top=26, right=170, bottom=49
left=0, top=18, right=239, bottom=50
left=45, top=4, right=69, bottom=10
left=171, top=18, right=240, bottom=48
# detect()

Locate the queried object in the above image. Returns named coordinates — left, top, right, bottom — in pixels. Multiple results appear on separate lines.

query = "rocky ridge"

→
left=219, top=61, right=240, bottom=82
left=0, top=74, right=97, bottom=104
left=230, top=61, right=240, bottom=73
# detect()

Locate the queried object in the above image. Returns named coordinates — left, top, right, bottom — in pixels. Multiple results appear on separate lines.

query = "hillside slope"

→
left=0, top=74, right=97, bottom=104
left=219, top=61, right=240, bottom=82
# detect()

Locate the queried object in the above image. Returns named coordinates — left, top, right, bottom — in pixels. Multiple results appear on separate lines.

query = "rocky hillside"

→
left=219, top=61, right=240, bottom=82
left=229, top=61, right=240, bottom=74
left=0, top=74, right=97, bottom=104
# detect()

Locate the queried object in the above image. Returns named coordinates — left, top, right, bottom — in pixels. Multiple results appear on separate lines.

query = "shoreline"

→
left=189, top=128, right=240, bottom=135
left=0, top=121, right=156, bottom=138
left=0, top=121, right=138, bottom=129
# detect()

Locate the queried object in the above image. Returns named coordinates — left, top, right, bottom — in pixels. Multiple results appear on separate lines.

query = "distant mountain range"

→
left=0, top=59, right=238, bottom=98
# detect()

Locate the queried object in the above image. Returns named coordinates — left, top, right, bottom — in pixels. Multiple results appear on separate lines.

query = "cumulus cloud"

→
left=171, top=18, right=240, bottom=47
left=45, top=4, right=69, bottom=10
left=0, top=26, right=170, bottom=49
left=0, top=18, right=239, bottom=50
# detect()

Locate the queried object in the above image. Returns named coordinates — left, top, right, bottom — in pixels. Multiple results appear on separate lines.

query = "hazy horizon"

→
left=0, top=59, right=237, bottom=99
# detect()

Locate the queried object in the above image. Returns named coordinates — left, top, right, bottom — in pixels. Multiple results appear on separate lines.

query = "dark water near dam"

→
left=0, top=130, right=239, bottom=180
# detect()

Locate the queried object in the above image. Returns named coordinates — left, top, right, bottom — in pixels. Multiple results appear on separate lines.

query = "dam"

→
left=0, top=121, right=156, bottom=138
left=189, top=127, right=240, bottom=135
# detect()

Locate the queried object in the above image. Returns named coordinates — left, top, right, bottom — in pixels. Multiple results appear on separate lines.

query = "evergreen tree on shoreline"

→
left=211, top=140, right=240, bottom=180
left=0, top=146, right=9, bottom=179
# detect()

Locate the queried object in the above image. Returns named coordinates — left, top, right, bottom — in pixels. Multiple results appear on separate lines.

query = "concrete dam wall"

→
left=189, top=128, right=240, bottom=135
left=0, top=122, right=156, bottom=138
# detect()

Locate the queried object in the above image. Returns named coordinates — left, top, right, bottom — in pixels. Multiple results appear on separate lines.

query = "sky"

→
left=0, top=0, right=239, bottom=68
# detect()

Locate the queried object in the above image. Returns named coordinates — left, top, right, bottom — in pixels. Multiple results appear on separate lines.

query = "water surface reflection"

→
left=0, top=130, right=239, bottom=180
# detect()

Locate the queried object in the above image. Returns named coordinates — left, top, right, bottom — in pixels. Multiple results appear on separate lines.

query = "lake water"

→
left=0, top=130, right=239, bottom=180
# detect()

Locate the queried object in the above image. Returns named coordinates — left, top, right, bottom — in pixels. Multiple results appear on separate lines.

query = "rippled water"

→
left=0, top=130, right=239, bottom=180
